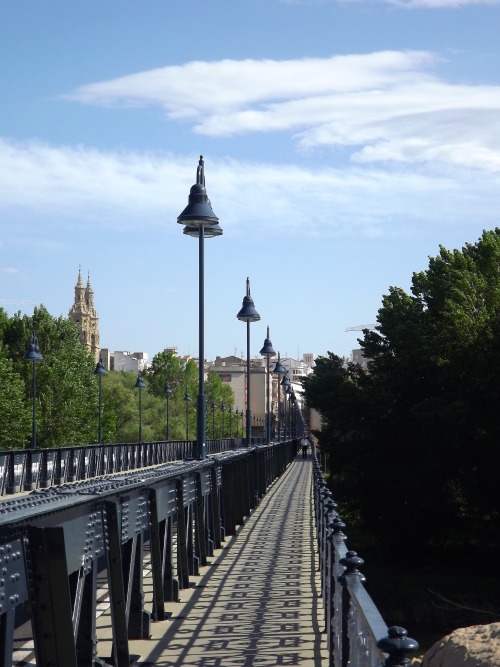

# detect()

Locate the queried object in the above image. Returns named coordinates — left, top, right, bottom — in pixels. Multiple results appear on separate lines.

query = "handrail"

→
left=0, top=439, right=299, bottom=666
left=0, top=438, right=248, bottom=496
left=312, top=447, right=420, bottom=667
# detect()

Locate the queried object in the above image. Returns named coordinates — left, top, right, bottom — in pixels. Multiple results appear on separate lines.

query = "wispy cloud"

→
left=0, top=138, right=499, bottom=239
left=65, top=51, right=500, bottom=173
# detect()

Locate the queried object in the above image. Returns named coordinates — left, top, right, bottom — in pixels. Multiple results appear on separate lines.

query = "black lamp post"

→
left=134, top=373, right=146, bottom=442
left=235, top=409, right=239, bottom=438
left=211, top=401, right=217, bottom=439
left=260, top=325, right=276, bottom=444
left=164, top=382, right=173, bottom=440
left=184, top=389, right=191, bottom=440
left=93, top=357, right=107, bottom=444
left=236, top=277, right=261, bottom=446
left=273, top=353, right=285, bottom=441
left=220, top=401, right=225, bottom=439
left=281, top=372, right=291, bottom=439
left=290, top=391, right=297, bottom=438
left=177, top=156, right=222, bottom=460
left=228, top=406, right=233, bottom=440
left=23, top=332, right=43, bottom=449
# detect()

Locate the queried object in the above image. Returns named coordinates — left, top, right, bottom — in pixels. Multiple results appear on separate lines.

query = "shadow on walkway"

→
left=132, top=455, right=327, bottom=667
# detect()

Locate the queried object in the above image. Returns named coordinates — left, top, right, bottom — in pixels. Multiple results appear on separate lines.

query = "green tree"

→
left=0, top=343, right=31, bottom=449
left=3, top=306, right=98, bottom=448
left=305, top=229, right=500, bottom=551
left=145, top=352, right=235, bottom=440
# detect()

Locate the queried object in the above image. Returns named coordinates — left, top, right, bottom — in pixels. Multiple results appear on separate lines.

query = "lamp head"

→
left=260, top=325, right=276, bottom=357
left=237, top=277, right=260, bottom=323
left=134, top=373, right=146, bottom=389
left=273, top=352, right=285, bottom=375
left=177, top=156, right=220, bottom=228
left=281, top=372, right=291, bottom=388
left=23, top=333, right=43, bottom=362
left=94, top=357, right=107, bottom=377
left=164, top=382, right=173, bottom=397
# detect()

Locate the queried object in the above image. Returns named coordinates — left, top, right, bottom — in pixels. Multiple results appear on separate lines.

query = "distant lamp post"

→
left=235, top=409, right=239, bottom=438
left=273, top=353, right=285, bottom=441
left=290, top=391, right=297, bottom=437
left=220, top=401, right=226, bottom=439
left=260, top=325, right=276, bottom=444
left=228, top=406, right=233, bottom=440
left=211, top=401, right=217, bottom=439
left=184, top=389, right=191, bottom=440
left=163, top=382, right=173, bottom=440
left=23, top=332, right=43, bottom=449
left=177, top=155, right=222, bottom=459
left=93, top=357, right=107, bottom=444
left=236, top=277, right=261, bottom=446
left=281, top=372, right=291, bottom=439
left=134, top=373, right=146, bottom=442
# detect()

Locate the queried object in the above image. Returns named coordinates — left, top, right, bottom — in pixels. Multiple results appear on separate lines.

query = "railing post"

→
left=338, top=550, right=366, bottom=667
left=148, top=488, right=165, bottom=622
left=326, top=516, right=346, bottom=667
left=377, top=626, right=420, bottom=666
left=23, top=450, right=33, bottom=491
left=67, top=448, right=76, bottom=482
left=54, top=449, right=63, bottom=486
left=39, top=448, right=49, bottom=488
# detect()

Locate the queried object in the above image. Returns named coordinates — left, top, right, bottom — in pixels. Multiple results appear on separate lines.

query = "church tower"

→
left=69, top=269, right=100, bottom=362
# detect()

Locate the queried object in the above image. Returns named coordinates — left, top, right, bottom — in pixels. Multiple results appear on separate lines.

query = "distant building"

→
left=68, top=269, right=100, bottom=363
left=352, top=348, right=369, bottom=369
left=210, top=353, right=317, bottom=438
left=111, top=351, right=149, bottom=373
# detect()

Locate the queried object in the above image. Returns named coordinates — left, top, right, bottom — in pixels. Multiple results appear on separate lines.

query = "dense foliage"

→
left=0, top=308, right=235, bottom=449
left=1, top=306, right=98, bottom=448
left=303, top=229, right=500, bottom=552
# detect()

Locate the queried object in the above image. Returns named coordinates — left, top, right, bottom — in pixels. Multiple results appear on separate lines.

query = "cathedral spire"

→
left=69, top=268, right=100, bottom=363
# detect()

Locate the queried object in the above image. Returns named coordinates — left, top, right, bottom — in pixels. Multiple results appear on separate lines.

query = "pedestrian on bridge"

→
left=300, top=435, right=309, bottom=459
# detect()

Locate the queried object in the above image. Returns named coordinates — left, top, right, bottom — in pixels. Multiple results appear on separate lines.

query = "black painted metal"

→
left=0, top=439, right=244, bottom=496
left=0, top=441, right=296, bottom=665
left=312, top=447, right=419, bottom=667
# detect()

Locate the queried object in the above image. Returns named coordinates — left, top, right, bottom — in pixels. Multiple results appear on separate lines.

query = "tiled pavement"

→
left=131, top=455, right=328, bottom=667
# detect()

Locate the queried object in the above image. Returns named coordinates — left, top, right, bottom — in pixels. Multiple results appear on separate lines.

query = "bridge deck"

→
left=127, top=455, right=327, bottom=667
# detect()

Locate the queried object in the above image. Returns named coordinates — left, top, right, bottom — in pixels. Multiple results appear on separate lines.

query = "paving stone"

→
left=129, top=456, right=328, bottom=667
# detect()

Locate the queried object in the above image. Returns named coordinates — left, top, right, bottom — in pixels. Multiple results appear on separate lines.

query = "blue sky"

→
left=2, top=0, right=500, bottom=362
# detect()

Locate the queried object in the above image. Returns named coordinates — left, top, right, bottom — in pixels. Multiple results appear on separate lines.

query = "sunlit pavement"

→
left=131, top=455, right=327, bottom=667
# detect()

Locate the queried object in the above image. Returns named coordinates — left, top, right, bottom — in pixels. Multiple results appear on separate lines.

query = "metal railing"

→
left=0, top=438, right=298, bottom=667
left=313, top=447, right=420, bottom=666
left=0, top=437, right=250, bottom=496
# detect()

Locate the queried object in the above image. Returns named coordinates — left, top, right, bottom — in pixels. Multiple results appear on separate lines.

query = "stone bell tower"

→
left=68, top=269, right=100, bottom=362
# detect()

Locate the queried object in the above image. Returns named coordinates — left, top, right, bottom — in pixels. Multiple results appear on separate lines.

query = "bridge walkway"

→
left=127, top=454, right=327, bottom=667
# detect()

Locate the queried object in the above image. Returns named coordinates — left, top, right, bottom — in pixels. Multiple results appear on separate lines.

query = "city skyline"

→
left=2, top=1, right=500, bottom=360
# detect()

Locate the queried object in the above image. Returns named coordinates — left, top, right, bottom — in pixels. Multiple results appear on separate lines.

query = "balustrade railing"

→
left=0, top=439, right=298, bottom=666
left=0, top=438, right=250, bottom=496
left=313, top=447, right=420, bottom=667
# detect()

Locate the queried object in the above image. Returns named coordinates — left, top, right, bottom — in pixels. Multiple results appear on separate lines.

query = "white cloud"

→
left=0, top=138, right=499, bottom=241
left=65, top=51, right=500, bottom=173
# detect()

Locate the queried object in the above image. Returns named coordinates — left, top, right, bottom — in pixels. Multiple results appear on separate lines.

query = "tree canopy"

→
left=1, top=306, right=98, bottom=448
left=0, top=310, right=237, bottom=450
left=303, top=229, right=500, bottom=552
